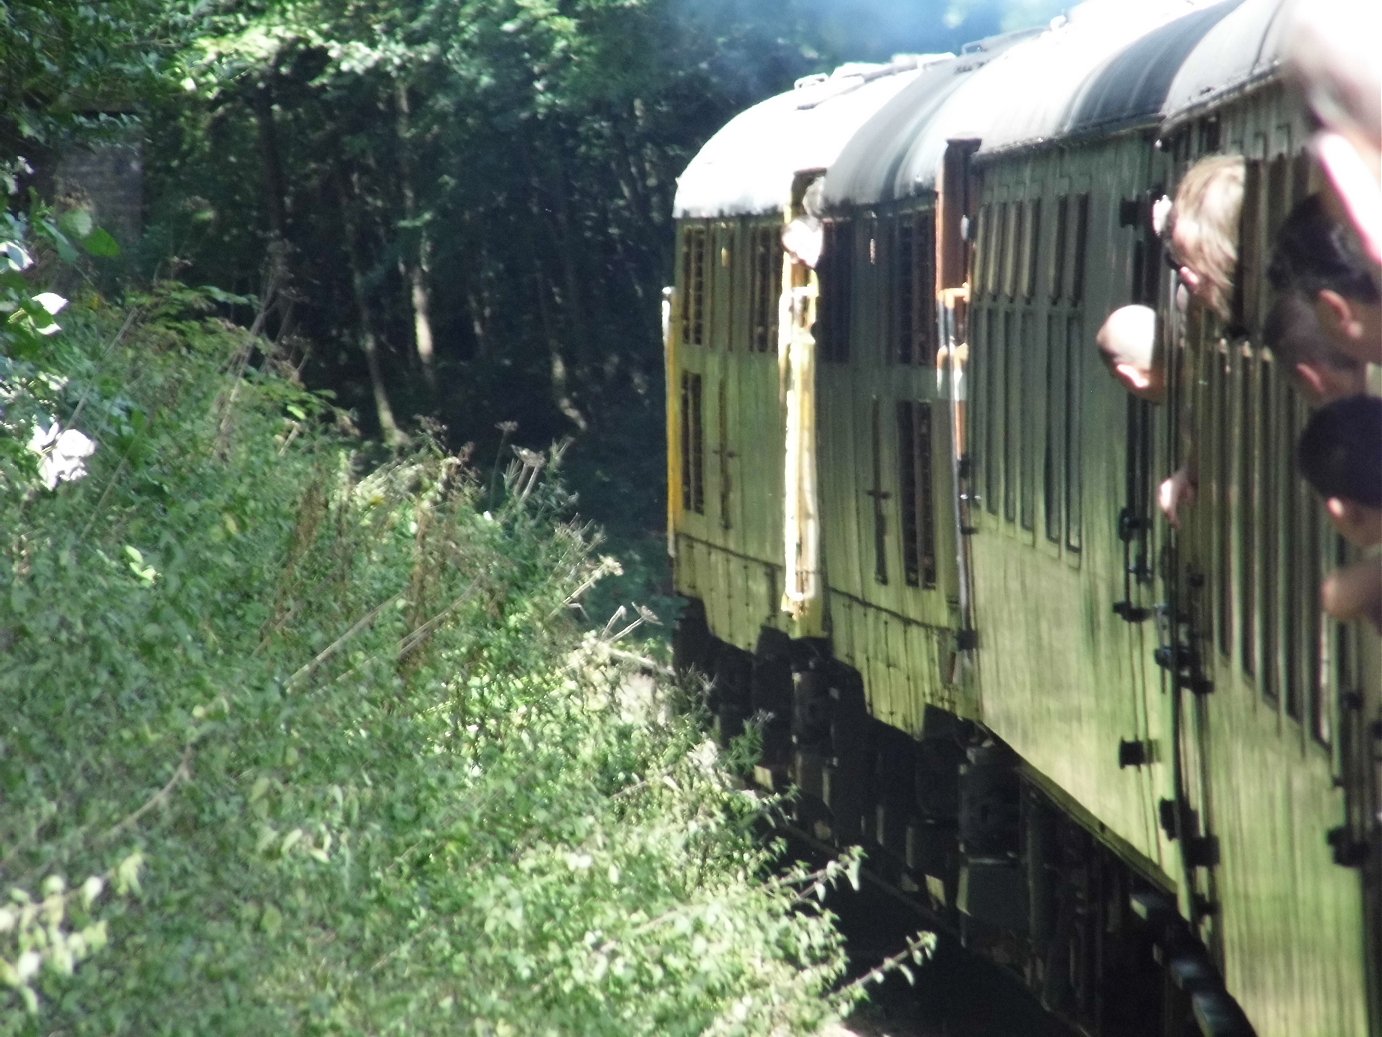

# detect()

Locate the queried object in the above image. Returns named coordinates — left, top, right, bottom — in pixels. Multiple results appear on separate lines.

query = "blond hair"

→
left=1169, top=154, right=1246, bottom=322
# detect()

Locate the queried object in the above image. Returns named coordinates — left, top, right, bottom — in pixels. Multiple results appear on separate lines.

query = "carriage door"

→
left=1112, top=188, right=1161, bottom=628
left=708, top=220, right=739, bottom=538
left=939, top=139, right=981, bottom=651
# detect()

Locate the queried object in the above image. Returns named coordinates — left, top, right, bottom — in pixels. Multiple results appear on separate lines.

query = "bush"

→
left=0, top=280, right=859, bottom=1035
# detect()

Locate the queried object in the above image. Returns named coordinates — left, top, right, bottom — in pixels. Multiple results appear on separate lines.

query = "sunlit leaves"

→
left=0, top=0, right=179, bottom=150
left=1, top=284, right=861, bottom=1035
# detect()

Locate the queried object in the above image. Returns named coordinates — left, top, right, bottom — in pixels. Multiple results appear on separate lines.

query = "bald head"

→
left=1097, top=305, right=1164, bottom=402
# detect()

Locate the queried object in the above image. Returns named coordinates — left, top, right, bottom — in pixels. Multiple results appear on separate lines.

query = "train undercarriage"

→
left=674, top=598, right=1255, bottom=1037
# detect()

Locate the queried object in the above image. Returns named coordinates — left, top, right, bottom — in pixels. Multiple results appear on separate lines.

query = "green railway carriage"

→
left=668, top=57, right=934, bottom=737
left=666, top=1, right=1380, bottom=1034
left=667, top=58, right=929, bottom=628
left=1146, top=2, right=1380, bottom=1031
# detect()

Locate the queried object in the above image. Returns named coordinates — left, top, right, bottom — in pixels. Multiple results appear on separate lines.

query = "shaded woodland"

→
left=4, top=0, right=1063, bottom=458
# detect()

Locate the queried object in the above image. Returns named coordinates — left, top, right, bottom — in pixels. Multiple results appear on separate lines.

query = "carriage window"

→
left=985, top=308, right=1000, bottom=515
left=1023, top=199, right=1041, bottom=300
left=973, top=207, right=988, bottom=297
left=870, top=396, right=888, bottom=584
left=898, top=400, right=938, bottom=589
left=819, top=220, right=853, bottom=363
left=1266, top=156, right=1293, bottom=261
left=1044, top=312, right=1063, bottom=543
left=680, top=226, right=708, bottom=347
left=1004, top=203, right=1022, bottom=300
left=1259, top=360, right=1279, bottom=702
left=1283, top=395, right=1304, bottom=722
left=717, top=223, right=737, bottom=350
left=982, top=205, right=998, bottom=297
left=897, top=217, right=915, bottom=362
left=1216, top=343, right=1233, bottom=661
left=1019, top=312, right=1035, bottom=531
left=680, top=372, right=704, bottom=514
left=717, top=379, right=732, bottom=530
left=995, top=202, right=1011, bottom=298
left=1050, top=196, right=1068, bottom=303
left=1295, top=468, right=1326, bottom=737
left=1237, top=348, right=1256, bottom=673
left=1198, top=116, right=1221, bottom=154
left=1064, top=315, right=1082, bottom=552
left=895, top=211, right=937, bottom=365
left=1292, top=149, right=1313, bottom=204
left=1004, top=311, right=1019, bottom=524
left=917, top=211, right=936, bottom=362
left=1070, top=194, right=1090, bottom=305
left=749, top=224, right=781, bottom=353
left=1236, top=159, right=1266, bottom=327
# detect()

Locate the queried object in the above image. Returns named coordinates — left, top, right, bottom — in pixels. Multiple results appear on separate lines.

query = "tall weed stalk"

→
left=0, top=284, right=862, bottom=1036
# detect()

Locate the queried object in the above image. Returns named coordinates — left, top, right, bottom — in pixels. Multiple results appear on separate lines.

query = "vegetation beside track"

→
left=0, top=250, right=874, bottom=1035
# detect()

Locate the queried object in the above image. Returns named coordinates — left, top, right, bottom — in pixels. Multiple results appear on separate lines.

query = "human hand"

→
left=1158, top=466, right=1197, bottom=529
left=1322, top=557, right=1382, bottom=634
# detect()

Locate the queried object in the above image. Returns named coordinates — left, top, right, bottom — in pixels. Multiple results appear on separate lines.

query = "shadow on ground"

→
left=826, top=872, right=1077, bottom=1037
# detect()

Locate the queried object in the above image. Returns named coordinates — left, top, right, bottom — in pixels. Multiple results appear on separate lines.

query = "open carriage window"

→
left=749, top=223, right=781, bottom=353
left=894, top=211, right=937, bottom=365
left=679, top=225, right=708, bottom=347
left=898, top=400, right=938, bottom=588
left=819, top=220, right=854, bottom=363
left=680, top=372, right=705, bottom=514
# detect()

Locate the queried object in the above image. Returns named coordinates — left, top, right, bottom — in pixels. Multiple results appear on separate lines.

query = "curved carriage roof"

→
left=678, top=0, right=1292, bottom=221
left=1066, top=0, right=1242, bottom=137
left=1160, top=0, right=1289, bottom=128
left=671, top=59, right=936, bottom=220
left=821, top=0, right=1203, bottom=208
left=817, top=33, right=1028, bottom=210
left=971, top=0, right=1224, bottom=159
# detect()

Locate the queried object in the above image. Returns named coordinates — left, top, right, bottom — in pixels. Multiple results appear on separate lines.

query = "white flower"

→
left=32, top=292, right=67, bottom=316
left=28, top=421, right=97, bottom=489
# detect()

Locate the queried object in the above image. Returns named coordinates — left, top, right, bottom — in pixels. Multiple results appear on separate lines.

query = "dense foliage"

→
left=2, top=5, right=959, bottom=1031
left=0, top=266, right=879, bottom=1034
left=131, top=0, right=826, bottom=449
left=0, top=0, right=173, bottom=157
left=3, top=0, right=1068, bottom=452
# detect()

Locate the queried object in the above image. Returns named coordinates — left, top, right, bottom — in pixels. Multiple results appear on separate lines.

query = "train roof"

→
left=671, top=58, right=937, bottom=220
left=821, top=0, right=1203, bottom=208
left=1160, top=0, right=1289, bottom=130
left=1065, top=0, right=1243, bottom=140
left=816, top=33, right=1029, bottom=211
left=676, top=0, right=1292, bottom=220
left=970, top=0, right=1211, bottom=159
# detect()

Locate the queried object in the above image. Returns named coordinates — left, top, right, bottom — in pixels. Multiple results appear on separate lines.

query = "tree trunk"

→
left=393, top=80, right=437, bottom=393
left=532, top=255, right=587, bottom=432
left=525, top=121, right=592, bottom=383
left=251, top=80, right=290, bottom=242
left=339, top=174, right=405, bottom=446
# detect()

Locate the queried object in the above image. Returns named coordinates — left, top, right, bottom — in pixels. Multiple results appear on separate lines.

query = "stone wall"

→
left=54, top=139, right=143, bottom=249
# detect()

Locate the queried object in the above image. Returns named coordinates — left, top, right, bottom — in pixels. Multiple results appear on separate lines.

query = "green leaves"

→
left=0, top=0, right=182, bottom=149
left=1, top=281, right=860, bottom=1035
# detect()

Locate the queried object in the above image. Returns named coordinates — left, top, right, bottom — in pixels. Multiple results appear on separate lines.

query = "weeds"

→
left=0, top=281, right=863, bottom=1036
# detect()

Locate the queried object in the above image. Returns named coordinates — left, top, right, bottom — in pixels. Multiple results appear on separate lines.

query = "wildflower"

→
left=28, top=421, right=96, bottom=490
